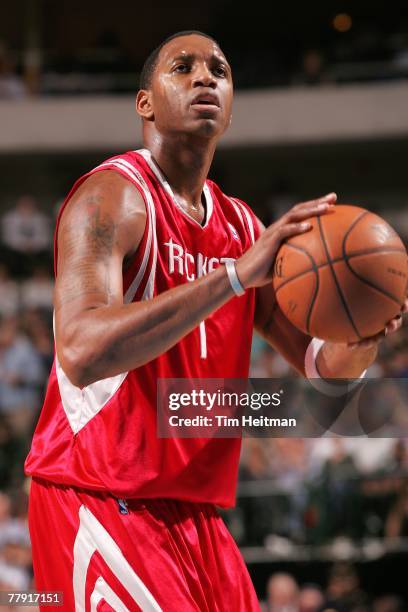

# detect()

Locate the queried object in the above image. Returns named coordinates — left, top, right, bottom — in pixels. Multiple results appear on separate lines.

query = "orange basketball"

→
left=273, top=205, right=407, bottom=343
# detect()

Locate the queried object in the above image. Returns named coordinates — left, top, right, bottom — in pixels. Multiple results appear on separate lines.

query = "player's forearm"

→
left=315, top=341, right=377, bottom=379
left=257, top=315, right=376, bottom=380
left=255, top=316, right=310, bottom=376
left=59, top=265, right=235, bottom=387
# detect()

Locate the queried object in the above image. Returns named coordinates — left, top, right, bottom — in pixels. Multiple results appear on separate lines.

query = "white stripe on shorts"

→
left=73, top=505, right=162, bottom=612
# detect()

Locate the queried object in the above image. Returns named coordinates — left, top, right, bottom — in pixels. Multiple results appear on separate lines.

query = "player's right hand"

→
left=235, top=193, right=337, bottom=289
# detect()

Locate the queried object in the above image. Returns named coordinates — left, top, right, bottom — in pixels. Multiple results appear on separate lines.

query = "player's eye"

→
left=174, top=63, right=190, bottom=73
left=213, top=65, right=227, bottom=77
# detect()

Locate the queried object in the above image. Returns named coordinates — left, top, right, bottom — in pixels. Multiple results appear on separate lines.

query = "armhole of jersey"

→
left=93, top=159, right=157, bottom=302
left=229, top=197, right=257, bottom=245
left=54, top=158, right=158, bottom=304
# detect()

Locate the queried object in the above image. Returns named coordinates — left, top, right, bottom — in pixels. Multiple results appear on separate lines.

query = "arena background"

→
left=0, top=1, right=407, bottom=610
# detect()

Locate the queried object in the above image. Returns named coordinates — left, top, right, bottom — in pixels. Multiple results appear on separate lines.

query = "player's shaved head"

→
left=139, top=30, right=221, bottom=90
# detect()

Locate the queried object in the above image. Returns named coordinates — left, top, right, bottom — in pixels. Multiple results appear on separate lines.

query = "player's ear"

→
left=136, top=90, right=154, bottom=121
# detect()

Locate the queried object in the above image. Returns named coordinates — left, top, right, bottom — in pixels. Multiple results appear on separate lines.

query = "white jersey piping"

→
left=230, top=197, right=256, bottom=245
left=136, top=148, right=214, bottom=230
left=96, top=157, right=157, bottom=302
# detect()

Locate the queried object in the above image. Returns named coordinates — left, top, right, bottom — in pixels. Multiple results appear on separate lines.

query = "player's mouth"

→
left=190, top=92, right=220, bottom=111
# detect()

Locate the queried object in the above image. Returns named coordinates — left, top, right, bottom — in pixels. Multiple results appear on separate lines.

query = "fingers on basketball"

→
left=272, top=205, right=408, bottom=343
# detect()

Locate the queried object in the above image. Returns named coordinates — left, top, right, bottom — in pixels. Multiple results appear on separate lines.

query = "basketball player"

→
left=25, top=31, right=407, bottom=611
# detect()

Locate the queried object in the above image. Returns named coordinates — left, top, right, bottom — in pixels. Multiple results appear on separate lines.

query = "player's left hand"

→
left=348, top=297, right=408, bottom=349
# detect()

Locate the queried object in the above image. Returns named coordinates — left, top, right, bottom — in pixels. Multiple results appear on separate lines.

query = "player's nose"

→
left=192, top=64, right=217, bottom=89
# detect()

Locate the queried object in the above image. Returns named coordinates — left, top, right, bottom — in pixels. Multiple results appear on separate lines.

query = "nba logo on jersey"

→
left=117, top=498, right=129, bottom=514
left=228, top=223, right=239, bottom=241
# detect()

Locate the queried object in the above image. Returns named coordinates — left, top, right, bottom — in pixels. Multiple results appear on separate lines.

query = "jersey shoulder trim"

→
left=92, top=156, right=158, bottom=302
left=54, top=152, right=158, bottom=305
left=228, top=197, right=257, bottom=245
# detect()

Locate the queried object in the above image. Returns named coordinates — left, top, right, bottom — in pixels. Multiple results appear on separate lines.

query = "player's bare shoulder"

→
left=57, top=170, right=147, bottom=266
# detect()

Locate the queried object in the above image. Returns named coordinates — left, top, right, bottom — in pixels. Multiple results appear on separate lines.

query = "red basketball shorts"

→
left=28, top=477, right=260, bottom=611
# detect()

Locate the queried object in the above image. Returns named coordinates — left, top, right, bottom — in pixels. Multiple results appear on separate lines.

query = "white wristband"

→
left=305, top=338, right=367, bottom=397
left=225, top=260, right=246, bottom=296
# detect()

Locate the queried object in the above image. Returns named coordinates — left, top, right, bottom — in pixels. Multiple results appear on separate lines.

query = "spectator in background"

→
left=0, top=264, right=19, bottom=317
left=1, top=489, right=31, bottom=574
left=0, top=558, right=30, bottom=590
left=298, top=584, right=324, bottom=612
left=0, top=490, right=31, bottom=596
left=0, top=317, right=44, bottom=436
left=386, top=350, right=408, bottom=378
left=262, top=572, right=299, bottom=612
left=0, top=490, right=31, bottom=561
left=0, top=42, right=26, bottom=100
left=323, top=563, right=370, bottom=612
left=267, top=439, right=309, bottom=541
left=308, top=438, right=397, bottom=480
left=373, top=595, right=405, bottom=612
left=240, top=439, right=274, bottom=482
left=292, top=49, right=331, bottom=87
left=21, top=309, right=54, bottom=375
left=385, top=481, right=408, bottom=538
left=238, top=439, right=278, bottom=545
left=269, top=440, right=308, bottom=490
left=1, top=196, right=52, bottom=276
left=20, top=265, right=54, bottom=312
left=306, top=440, right=362, bottom=544
left=389, top=439, right=408, bottom=473
left=0, top=492, right=13, bottom=541
left=377, top=324, right=408, bottom=378
left=0, top=417, right=26, bottom=489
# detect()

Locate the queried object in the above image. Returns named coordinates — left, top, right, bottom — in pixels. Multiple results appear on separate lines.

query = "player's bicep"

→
left=54, top=171, right=146, bottom=340
left=55, top=207, right=123, bottom=316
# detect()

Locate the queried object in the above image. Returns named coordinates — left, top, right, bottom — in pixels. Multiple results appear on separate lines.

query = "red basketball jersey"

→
left=24, top=149, right=260, bottom=508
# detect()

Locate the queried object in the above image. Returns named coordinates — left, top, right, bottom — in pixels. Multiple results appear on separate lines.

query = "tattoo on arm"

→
left=56, top=198, right=119, bottom=309
left=84, top=202, right=116, bottom=257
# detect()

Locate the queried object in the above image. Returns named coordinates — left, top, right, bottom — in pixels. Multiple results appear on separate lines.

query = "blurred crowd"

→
left=0, top=195, right=54, bottom=495
left=250, top=331, right=408, bottom=382
left=0, top=191, right=406, bottom=606
left=1, top=16, right=408, bottom=97
left=0, top=487, right=33, bottom=592
left=261, top=565, right=406, bottom=612
left=236, top=437, right=408, bottom=547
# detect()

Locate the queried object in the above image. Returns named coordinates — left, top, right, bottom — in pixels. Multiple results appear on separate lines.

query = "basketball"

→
left=273, top=205, right=407, bottom=343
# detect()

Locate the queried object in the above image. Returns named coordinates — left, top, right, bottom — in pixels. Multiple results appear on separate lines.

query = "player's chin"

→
left=188, top=114, right=228, bottom=138
left=186, top=118, right=225, bottom=138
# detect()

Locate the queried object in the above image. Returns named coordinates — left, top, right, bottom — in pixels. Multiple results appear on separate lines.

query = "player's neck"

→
left=145, top=134, right=216, bottom=205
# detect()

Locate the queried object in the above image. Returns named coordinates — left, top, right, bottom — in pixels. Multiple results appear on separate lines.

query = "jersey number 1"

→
left=199, top=321, right=207, bottom=359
